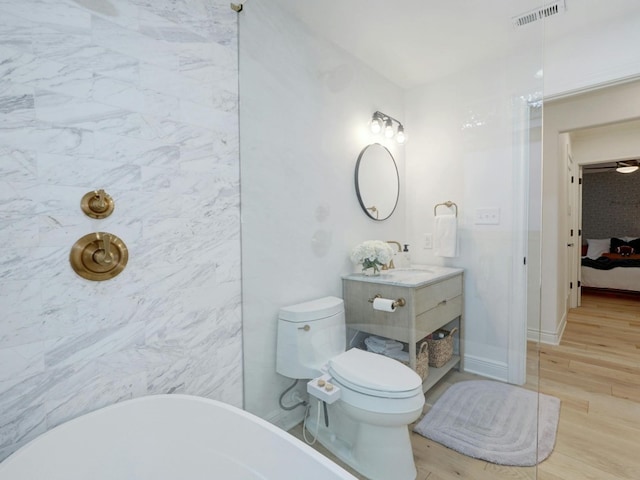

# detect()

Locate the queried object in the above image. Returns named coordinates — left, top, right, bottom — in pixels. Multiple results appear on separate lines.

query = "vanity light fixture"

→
left=616, top=161, right=639, bottom=174
left=369, top=111, right=406, bottom=144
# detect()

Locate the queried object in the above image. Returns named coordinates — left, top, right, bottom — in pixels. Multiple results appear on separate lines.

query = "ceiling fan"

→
left=583, top=159, right=639, bottom=174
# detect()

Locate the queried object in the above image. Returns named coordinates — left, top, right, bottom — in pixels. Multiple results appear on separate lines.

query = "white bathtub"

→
left=0, top=394, right=356, bottom=480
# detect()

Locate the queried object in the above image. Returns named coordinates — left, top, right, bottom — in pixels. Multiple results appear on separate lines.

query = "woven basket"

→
left=425, top=327, right=458, bottom=368
left=399, top=341, right=429, bottom=381
left=413, top=341, right=430, bottom=380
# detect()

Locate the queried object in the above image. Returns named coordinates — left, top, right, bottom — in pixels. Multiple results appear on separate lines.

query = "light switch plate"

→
left=475, top=208, right=500, bottom=225
left=423, top=233, right=433, bottom=249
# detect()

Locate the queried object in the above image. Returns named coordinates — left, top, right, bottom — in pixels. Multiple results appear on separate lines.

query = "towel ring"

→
left=434, top=201, right=458, bottom=217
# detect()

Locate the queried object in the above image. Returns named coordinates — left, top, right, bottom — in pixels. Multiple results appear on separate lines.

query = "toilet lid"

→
left=328, top=349, right=423, bottom=399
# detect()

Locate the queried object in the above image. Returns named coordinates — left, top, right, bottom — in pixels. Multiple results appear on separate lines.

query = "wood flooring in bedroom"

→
left=290, top=291, right=640, bottom=479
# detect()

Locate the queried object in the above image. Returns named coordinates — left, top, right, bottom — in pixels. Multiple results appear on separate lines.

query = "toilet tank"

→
left=276, top=296, right=346, bottom=379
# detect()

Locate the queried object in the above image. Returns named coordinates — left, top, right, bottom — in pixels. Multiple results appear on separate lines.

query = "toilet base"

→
left=305, top=400, right=418, bottom=480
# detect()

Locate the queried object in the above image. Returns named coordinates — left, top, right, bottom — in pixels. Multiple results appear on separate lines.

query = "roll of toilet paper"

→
left=373, top=297, right=396, bottom=312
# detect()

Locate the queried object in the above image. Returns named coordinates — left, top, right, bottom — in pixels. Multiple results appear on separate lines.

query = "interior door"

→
left=577, top=166, right=583, bottom=306
left=566, top=147, right=579, bottom=309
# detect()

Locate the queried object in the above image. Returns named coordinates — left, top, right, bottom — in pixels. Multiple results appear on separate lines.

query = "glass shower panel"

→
left=239, top=1, right=544, bottom=479
left=238, top=0, right=408, bottom=429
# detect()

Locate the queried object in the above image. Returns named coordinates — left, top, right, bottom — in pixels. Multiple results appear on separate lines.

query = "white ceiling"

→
left=269, top=0, right=640, bottom=89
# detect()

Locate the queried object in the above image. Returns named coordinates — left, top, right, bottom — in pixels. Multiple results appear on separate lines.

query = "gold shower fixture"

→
left=81, top=189, right=114, bottom=219
left=70, top=232, right=128, bottom=281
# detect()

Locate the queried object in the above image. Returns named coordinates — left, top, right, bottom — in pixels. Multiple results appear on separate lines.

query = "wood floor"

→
left=535, top=291, right=640, bottom=480
left=291, top=291, right=640, bottom=479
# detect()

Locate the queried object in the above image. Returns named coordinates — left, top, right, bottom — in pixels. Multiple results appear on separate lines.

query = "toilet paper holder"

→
left=368, top=294, right=406, bottom=308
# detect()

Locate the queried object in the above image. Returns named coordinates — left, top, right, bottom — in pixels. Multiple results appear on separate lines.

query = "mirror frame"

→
left=354, top=143, right=399, bottom=221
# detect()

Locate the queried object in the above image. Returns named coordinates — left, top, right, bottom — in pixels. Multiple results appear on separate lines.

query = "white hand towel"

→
left=434, top=213, right=458, bottom=257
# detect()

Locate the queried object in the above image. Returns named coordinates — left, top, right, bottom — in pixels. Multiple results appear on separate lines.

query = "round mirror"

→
left=354, top=143, right=399, bottom=221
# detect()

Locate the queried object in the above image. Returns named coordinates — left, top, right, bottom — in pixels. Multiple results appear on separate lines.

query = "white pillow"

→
left=586, top=238, right=610, bottom=259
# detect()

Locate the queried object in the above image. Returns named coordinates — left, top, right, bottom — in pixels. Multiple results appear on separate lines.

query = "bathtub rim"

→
left=0, top=394, right=357, bottom=479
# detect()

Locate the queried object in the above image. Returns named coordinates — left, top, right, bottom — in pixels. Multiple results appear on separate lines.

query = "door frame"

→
left=508, top=98, right=535, bottom=385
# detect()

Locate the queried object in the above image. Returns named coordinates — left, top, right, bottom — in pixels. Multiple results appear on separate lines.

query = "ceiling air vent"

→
left=513, top=0, right=566, bottom=27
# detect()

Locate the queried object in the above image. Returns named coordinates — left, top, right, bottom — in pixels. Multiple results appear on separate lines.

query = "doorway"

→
left=541, top=80, right=640, bottom=346
left=565, top=119, right=640, bottom=306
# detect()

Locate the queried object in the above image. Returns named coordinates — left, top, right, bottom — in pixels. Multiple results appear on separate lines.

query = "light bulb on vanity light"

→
left=384, top=118, right=394, bottom=138
left=370, top=114, right=383, bottom=134
left=396, top=125, right=406, bottom=144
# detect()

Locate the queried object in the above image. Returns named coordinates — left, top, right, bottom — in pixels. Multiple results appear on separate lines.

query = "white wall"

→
left=544, top=8, right=640, bottom=98
left=0, top=0, right=241, bottom=460
left=571, top=119, right=640, bottom=164
left=239, top=0, right=406, bottom=428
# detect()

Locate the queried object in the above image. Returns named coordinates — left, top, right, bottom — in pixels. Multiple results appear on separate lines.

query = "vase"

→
left=362, top=267, right=380, bottom=276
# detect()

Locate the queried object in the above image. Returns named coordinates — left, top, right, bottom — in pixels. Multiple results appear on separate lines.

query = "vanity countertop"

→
left=342, top=265, right=463, bottom=287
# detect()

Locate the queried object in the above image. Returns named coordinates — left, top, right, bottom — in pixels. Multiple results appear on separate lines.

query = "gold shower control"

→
left=70, top=232, right=128, bottom=281
left=80, top=189, right=114, bottom=219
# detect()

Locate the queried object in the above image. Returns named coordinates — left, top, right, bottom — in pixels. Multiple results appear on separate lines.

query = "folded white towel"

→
left=363, top=340, right=409, bottom=363
left=364, top=337, right=404, bottom=354
left=364, top=343, right=402, bottom=355
left=434, top=213, right=458, bottom=257
left=366, top=335, right=402, bottom=348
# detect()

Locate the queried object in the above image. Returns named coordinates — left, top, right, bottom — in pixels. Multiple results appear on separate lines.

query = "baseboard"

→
left=463, top=355, right=508, bottom=382
left=527, top=312, right=567, bottom=345
left=264, top=406, right=305, bottom=432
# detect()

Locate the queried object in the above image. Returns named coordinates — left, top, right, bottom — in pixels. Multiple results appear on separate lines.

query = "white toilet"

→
left=276, top=296, right=425, bottom=480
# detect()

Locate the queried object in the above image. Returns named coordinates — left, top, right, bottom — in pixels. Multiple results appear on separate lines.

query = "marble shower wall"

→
left=0, top=0, right=240, bottom=460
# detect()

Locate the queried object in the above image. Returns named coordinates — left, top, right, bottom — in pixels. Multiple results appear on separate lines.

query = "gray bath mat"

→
left=413, top=380, right=560, bottom=466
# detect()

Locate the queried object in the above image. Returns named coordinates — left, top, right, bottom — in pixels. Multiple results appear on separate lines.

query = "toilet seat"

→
left=328, top=348, right=423, bottom=399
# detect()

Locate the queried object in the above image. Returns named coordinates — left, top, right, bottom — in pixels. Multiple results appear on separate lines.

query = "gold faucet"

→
left=383, top=241, right=402, bottom=269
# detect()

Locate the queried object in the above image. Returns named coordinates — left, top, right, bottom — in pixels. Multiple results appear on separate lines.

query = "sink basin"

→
left=381, top=266, right=436, bottom=277
left=375, top=266, right=445, bottom=285
left=343, top=265, right=462, bottom=287
left=386, top=267, right=434, bottom=274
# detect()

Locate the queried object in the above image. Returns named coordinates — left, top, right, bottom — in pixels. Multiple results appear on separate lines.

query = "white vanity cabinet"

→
left=342, top=267, right=464, bottom=393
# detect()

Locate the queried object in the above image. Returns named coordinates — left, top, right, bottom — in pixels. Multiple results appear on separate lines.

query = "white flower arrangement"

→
left=350, top=240, right=395, bottom=274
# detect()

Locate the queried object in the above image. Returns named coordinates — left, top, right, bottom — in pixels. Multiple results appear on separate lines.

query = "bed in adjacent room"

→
left=581, top=237, right=640, bottom=293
